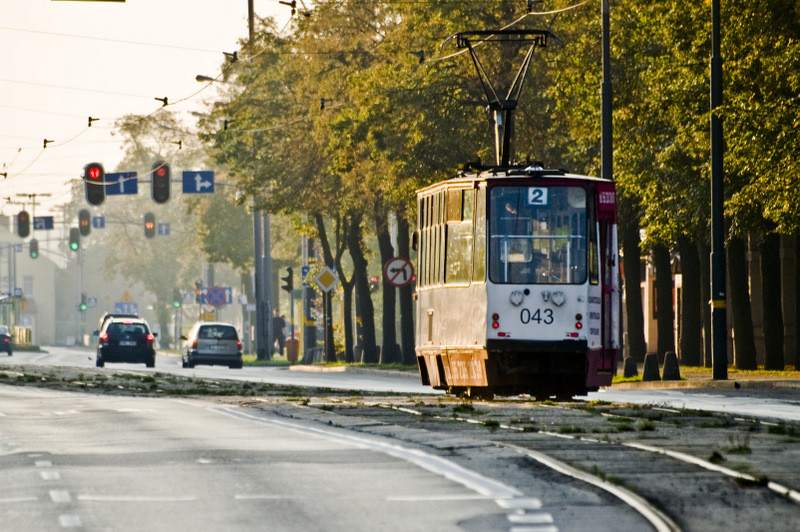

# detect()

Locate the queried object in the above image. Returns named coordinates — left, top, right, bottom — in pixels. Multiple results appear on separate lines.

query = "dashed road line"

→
left=49, top=490, right=72, bottom=504
left=59, top=514, right=82, bottom=528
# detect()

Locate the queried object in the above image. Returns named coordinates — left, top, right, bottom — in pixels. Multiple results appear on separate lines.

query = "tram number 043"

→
left=520, top=308, right=554, bottom=325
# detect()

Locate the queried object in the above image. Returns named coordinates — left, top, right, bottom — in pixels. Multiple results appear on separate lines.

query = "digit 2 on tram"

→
left=412, top=28, right=620, bottom=399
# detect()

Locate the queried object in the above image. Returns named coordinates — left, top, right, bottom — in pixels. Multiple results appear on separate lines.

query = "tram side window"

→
left=473, top=187, right=486, bottom=283
left=445, top=189, right=473, bottom=285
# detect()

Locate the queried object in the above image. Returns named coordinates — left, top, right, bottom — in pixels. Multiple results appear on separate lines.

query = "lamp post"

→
left=710, top=0, right=727, bottom=379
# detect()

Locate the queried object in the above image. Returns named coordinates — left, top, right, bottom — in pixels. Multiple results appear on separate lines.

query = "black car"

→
left=96, top=317, right=157, bottom=368
left=0, top=325, right=12, bottom=356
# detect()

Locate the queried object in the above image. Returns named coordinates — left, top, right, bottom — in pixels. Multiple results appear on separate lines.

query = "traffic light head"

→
left=78, top=209, right=91, bottom=237
left=151, top=160, right=171, bottom=204
left=172, top=288, right=182, bottom=308
left=69, top=227, right=80, bottom=251
left=144, top=212, right=156, bottom=238
left=281, top=267, right=294, bottom=293
left=29, top=238, right=39, bottom=259
left=17, top=210, right=30, bottom=238
left=84, top=162, right=105, bottom=206
left=79, top=293, right=87, bottom=311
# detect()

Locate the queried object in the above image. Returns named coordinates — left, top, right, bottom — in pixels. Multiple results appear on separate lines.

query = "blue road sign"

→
left=33, top=216, right=54, bottom=230
left=114, top=302, right=138, bottom=315
left=92, top=216, right=105, bottom=229
left=157, top=223, right=170, bottom=236
left=182, top=171, right=215, bottom=193
left=87, top=297, right=98, bottom=308
left=106, top=172, right=138, bottom=195
left=13, top=244, right=22, bottom=253
left=205, top=286, right=226, bottom=307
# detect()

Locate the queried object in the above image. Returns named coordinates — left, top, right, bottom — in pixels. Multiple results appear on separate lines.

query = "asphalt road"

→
left=0, top=386, right=512, bottom=531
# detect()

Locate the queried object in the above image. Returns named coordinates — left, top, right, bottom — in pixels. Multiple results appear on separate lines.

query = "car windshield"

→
left=199, top=326, right=238, bottom=340
left=0, top=326, right=8, bottom=335
left=489, top=185, right=588, bottom=284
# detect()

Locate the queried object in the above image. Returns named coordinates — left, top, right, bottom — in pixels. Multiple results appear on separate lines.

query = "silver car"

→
left=181, top=322, right=243, bottom=369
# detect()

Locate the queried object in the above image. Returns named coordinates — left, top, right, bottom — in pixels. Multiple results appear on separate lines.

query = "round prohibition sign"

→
left=383, top=257, right=415, bottom=288
left=205, top=286, right=226, bottom=308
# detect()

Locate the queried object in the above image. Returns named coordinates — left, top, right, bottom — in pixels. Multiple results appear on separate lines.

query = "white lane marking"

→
left=387, top=494, right=492, bottom=502
left=59, top=515, right=82, bottom=528
left=510, top=526, right=558, bottom=532
left=0, top=497, right=38, bottom=503
left=77, top=495, right=197, bottom=502
left=495, top=497, right=543, bottom=510
left=35, top=460, right=53, bottom=468
left=508, top=512, right=555, bottom=524
left=212, top=406, right=522, bottom=500
left=50, top=490, right=71, bottom=503
left=41, top=471, right=61, bottom=480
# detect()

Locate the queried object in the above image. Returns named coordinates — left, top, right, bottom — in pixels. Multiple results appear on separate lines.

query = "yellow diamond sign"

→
left=314, top=266, right=338, bottom=293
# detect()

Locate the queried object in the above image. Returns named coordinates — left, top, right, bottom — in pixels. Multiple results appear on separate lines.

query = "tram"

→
left=414, top=165, right=620, bottom=398
left=413, top=28, right=620, bottom=398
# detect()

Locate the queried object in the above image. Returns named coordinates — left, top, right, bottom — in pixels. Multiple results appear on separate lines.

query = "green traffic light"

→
left=173, top=301, right=181, bottom=308
left=70, top=242, right=79, bottom=251
left=79, top=303, right=87, bottom=311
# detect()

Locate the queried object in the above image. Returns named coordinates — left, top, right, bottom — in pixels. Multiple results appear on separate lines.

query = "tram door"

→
left=597, top=183, right=619, bottom=371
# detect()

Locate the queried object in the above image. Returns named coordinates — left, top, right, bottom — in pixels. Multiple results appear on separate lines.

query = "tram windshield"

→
left=489, top=185, right=588, bottom=284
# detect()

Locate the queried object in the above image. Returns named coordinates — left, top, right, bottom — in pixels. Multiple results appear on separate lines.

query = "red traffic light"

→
left=17, top=210, right=30, bottom=238
left=151, top=161, right=171, bottom=204
left=84, top=162, right=105, bottom=206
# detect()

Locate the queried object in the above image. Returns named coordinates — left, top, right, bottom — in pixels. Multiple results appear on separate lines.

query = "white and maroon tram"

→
left=414, top=165, right=620, bottom=398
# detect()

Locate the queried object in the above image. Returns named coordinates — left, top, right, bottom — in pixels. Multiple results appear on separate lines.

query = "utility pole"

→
left=710, top=0, right=727, bottom=379
left=601, top=0, right=612, bottom=182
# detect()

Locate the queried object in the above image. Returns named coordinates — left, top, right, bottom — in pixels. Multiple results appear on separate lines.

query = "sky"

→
left=0, top=0, right=290, bottom=217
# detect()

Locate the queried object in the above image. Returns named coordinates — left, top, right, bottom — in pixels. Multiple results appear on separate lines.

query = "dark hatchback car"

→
left=181, top=322, right=242, bottom=369
left=0, top=325, right=12, bottom=356
left=96, top=317, right=157, bottom=368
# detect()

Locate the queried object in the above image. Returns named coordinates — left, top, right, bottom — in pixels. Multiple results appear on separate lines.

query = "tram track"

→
left=262, top=394, right=800, bottom=531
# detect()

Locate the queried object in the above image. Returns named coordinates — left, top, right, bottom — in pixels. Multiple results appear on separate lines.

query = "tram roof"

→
left=416, top=165, right=611, bottom=196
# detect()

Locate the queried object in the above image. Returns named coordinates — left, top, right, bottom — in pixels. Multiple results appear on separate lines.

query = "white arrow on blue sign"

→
left=33, top=216, right=54, bottom=230
left=92, top=216, right=105, bottom=229
left=182, top=171, right=214, bottom=194
left=105, top=172, right=138, bottom=195
left=157, top=223, right=170, bottom=236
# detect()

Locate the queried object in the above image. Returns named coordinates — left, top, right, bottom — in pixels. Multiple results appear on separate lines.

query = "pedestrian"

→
left=272, top=310, right=287, bottom=356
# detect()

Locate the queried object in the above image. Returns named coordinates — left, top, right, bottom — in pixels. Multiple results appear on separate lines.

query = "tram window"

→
left=462, top=189, right=474, bottom=221
left=447, top=189, right=462, bottom=222
left=473, top=187, right=486, bottom=282
left=488, top=186, right=588, bottom=284
left=445, top=220, right=473, bottom=285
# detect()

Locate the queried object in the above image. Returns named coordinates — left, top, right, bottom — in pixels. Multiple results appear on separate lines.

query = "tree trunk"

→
left=376, top=210, right=397, bottom=364
left=396, top=214, right=416, bottom=365
left=621, top=217, right=646, bottom=362
left=760, top=233, right=784, bottom=370
left=677, top=238, right=703, bottom=366
left=653, top=244, right=675, bottom=358
left=727, top=236, right=757, bottom=369
left=699, top=241, right=712, bottom=367
left=796, top=236, right=800, bottom=370
left=348, top=213, right=378, bottom=363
